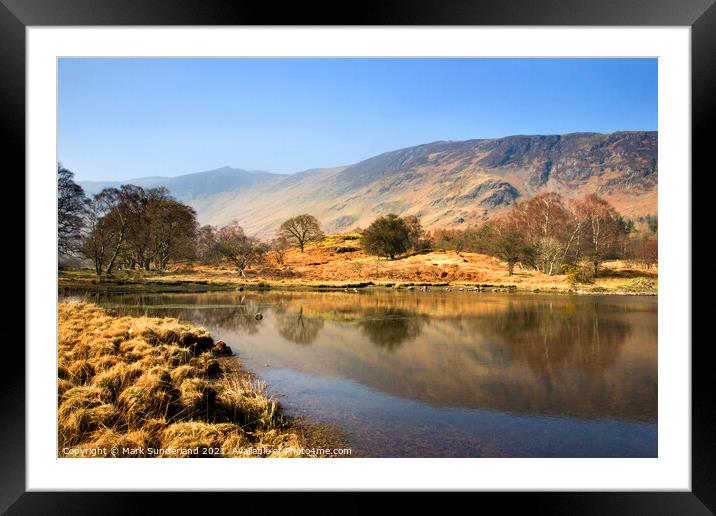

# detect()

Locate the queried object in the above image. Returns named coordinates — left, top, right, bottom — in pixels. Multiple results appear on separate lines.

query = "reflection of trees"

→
left=358, top=308, right=428, bottom=351
left=184, top=300, right=265, bottom=335
left=75, top=293, right=268, bottom=335
left=275, top=306, right=324, bottom=345
left=470, top=300, right=631, bottom=378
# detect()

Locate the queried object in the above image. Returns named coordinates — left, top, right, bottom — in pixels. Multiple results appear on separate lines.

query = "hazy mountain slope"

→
left=80, top=166, right=283, bottom=200
left=198, top=131, right=657, bottom=237
left=80, top=131, right=657, bottom=238
left=80, top=176, right=167, bottom=194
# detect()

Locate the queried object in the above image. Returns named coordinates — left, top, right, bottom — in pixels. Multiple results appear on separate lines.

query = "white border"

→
left=27, top=27, right=691, bottom=491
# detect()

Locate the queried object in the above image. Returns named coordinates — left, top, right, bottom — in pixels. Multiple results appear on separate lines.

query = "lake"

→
left=61, top=289, right=658, bottom=457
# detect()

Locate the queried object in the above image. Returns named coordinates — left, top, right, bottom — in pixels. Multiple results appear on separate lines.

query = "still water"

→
left=63, top=289, right=657, bottom=457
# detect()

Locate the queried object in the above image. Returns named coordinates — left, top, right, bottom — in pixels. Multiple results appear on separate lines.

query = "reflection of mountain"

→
left=94, top=291, right=657, bottom=423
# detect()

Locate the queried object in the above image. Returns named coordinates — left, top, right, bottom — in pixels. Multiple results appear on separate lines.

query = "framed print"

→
left=5, top=0, right=713, bottom=512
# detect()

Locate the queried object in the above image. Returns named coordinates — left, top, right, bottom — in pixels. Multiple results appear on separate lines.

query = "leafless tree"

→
left=80, top=195, right=113, bottom=275
left=148, top=193, right=198, bottom=270
left=195, top=225, right=217, bottom=262
left=507, top=193, right=576, bottom=274
left=571, top=194, right=624, bottom=276
left=57, top=164, right=87, bottom=256
left=79, top=184, right=197, bottom=274
left=402, top=214, right=431, bottom=251
left=278, top=214, right=324, bottom=252
left=270, top=237, right=291, bottom=265
left=213, top=222, right=268, bottom=276
left=490, top=219, right=533, bottom=276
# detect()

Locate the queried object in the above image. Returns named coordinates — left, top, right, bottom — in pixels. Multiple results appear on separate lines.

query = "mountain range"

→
left=79, top=131, right=658, bottom=238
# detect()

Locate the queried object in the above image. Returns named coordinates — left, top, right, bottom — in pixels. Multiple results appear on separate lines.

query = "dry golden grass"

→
left=58, top=302, right=321, bottom=458
left=167, top=235, right=657, bottom=293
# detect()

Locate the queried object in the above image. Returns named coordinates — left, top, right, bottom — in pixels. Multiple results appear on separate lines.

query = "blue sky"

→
left=58, top=58, right=657, bottom=181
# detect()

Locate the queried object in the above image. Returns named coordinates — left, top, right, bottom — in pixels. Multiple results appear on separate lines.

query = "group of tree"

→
left=193, top=222, right=267, bottom=277
left=59, top=165, right=198, bottom=274
left=432, top=192, right=658, bottom=276
left=81, top=184, right=198, bottom=274
left=59, top=163, right=330, bottom=275
left=192, top=214, right=324, bottom=275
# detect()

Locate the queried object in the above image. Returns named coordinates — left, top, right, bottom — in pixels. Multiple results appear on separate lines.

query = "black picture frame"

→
left=4, top=0, right=711, bottom=513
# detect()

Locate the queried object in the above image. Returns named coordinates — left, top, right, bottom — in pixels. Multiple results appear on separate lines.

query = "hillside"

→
left=79, top=131, right=657, bottom=238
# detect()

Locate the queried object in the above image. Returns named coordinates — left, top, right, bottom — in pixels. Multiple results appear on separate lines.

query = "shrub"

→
left=362, top=214, right=411, bottom=260
left=561, top=262, right=595, bottom=285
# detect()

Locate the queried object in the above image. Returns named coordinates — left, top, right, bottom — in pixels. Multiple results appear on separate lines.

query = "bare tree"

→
left=490, top=219, right=533, bottom=276
left=213, top=222, right=268, bottom=276
left=270, top=237, right=290, bottom=266
left=80, top=195, right=113, bottom=275
left=507, top=193, right=574, bottom=275
left=534, top=237, right=562, bottom=275
left=79, top=184, right=198, bottom=274
left=148, top=194, right=198, bottom=270
left=79, top=187, right=136, bottom=274
left=195, top=225, right=217, bottom=262
left=627, top=231, right=658, bottom=269
left=571, top=194, right=624, bottom=276
left=278, top=214, right=324, bottom=252
left=124, top=186, right=153, bottom=270
left=100, top=185, right=150, bottom=274
left=432, top=228, right=469, bottom=254
left=402, top=214, right=431, bottom=251
left=57, top=164, right=87, bottom=256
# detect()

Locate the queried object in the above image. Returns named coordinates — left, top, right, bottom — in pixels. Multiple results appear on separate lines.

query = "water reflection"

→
left=275, top=306, right=324, bottom=345
left=358, top=308, right=429, bottom=350
left=66, top=290, right=657, bottom=428
left=190, top=303, right=264, bottom=335
left=472, top=301, right=631, bottom=376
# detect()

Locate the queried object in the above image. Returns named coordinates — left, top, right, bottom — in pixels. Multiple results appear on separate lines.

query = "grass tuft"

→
left=58, top=301, right=321, bottom=458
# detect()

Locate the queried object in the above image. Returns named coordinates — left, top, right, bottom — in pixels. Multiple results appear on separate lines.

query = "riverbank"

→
left=58, top=301, right=346, bottom=457
left=60, top=257, right=657, bottom=297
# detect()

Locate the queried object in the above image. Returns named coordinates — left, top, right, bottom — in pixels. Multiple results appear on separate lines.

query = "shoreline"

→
left=59, top=272, right=658, bottom=296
